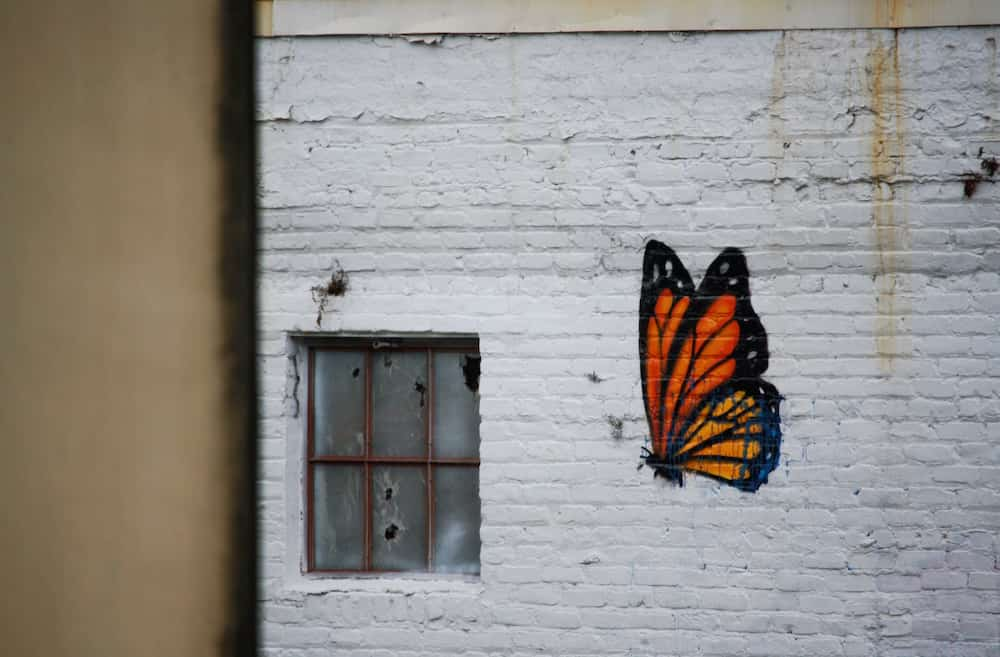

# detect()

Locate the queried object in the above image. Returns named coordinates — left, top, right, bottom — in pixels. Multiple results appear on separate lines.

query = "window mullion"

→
left=306, top=348, right=316, bottom=571
left=364, top=349, right=372, bottom=571
left=426, top=347, right=433, bottom=571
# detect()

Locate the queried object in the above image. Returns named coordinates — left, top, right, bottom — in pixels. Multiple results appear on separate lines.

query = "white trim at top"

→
left=256, top=0, right=1000, bottom=37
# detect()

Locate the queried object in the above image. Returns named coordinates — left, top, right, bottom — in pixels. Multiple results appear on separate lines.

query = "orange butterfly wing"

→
left=644, top=291, right=739, bottom=457
left=639, top=242, right=782, bottom=491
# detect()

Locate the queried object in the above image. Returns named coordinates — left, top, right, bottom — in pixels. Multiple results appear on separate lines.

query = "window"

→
left=306, top=336, right=482, bottom=574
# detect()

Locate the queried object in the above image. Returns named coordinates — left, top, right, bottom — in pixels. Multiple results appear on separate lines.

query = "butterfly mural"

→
left=639, top=241, right=782, bottom=492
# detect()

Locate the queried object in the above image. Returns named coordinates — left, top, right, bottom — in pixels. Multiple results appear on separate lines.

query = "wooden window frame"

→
left=305, top=335, right=481, bottom=574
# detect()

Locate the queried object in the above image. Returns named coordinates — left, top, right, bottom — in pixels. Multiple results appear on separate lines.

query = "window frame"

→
left=304, top=335, right=481, bottom=574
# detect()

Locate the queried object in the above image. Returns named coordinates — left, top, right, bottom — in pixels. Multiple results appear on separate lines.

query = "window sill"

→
left=283, top=572, right=483, bottom=596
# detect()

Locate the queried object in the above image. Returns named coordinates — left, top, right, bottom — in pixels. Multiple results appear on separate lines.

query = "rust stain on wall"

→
left=768, top=30, right=788, bottom=157
left=867, top=30, right=909, bottom=371
left=874, top=0, right=902, bottom=29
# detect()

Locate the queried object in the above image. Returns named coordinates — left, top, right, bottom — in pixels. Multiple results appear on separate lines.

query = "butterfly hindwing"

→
left=674, top=381, right=782, bottom=492
left=638, top=243, right=782, bottom=492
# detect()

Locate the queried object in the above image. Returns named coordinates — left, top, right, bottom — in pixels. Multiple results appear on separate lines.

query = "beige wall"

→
left=257, top=0, right=1000, bottom=36
left=0, top=4, right=255, bottom=657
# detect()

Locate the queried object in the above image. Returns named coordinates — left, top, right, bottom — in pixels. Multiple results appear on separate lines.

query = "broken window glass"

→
left=370, top=465, right=427, bottom=571
left=432, top=352, right=481, bottom=459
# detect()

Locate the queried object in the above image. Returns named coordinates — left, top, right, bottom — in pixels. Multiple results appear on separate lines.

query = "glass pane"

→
left=371, top=351, right=427, bottom=457
left=432, top=466, right=481, bottom=574
left=313, top=350, right=365, bottom=456
left=313, top=465, right=364, bottom=570
left=371, top=466, right=428, bottom=571
left=432, top=352, right=481, bottom=459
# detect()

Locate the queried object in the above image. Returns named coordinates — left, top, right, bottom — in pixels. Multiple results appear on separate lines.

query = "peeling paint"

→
left=284, top=349, right=300, bottom=418
left=404, top=34, right=444, bottom=46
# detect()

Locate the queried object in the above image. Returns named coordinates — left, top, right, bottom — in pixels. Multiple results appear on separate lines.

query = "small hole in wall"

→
left=352, top=367, right=360, bottom=378
left=384, top=524, right=399, bottom=541
left=384, top=487, right=393, bottom=501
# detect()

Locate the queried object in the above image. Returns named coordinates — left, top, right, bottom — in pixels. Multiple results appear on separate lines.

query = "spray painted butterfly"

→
left=639, top=241, right=782, bottom=492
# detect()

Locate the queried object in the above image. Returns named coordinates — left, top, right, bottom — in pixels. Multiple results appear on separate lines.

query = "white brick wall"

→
left=257, top=28, right=1000, bottom=656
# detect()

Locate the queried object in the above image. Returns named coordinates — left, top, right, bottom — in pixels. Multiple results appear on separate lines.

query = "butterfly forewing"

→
left=638, top=242, right=694, bottom=459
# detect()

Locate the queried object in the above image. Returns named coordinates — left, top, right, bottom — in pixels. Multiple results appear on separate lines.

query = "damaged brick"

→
left=310, top=261, right=349, bottom=328
left=606, top=415, right=624, bottom=441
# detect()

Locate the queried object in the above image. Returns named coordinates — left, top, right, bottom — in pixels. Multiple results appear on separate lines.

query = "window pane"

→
left=432, top=352, right=481, bottom=459
left=313, top=350, right=365, bottom=456
left=432, top=466, right=481, bottom=574
left=371, top=351, right=427, bottom=457
left=371, top=466, right=428, bottom=570
left=313, top=465, right=364, bottom=570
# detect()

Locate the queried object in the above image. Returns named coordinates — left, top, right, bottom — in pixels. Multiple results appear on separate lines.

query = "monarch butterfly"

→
left=639, top=241, right=782, bottom=492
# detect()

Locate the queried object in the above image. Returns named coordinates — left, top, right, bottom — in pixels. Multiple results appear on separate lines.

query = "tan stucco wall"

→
left=0, top=4, right=253, bottom=656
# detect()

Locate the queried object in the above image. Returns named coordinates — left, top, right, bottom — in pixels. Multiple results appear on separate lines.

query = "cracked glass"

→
left=370, top=465, right=427, bottom=571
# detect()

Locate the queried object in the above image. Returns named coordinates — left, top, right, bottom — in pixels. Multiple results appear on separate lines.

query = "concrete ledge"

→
left=256, top=0, right=1000, bottom=37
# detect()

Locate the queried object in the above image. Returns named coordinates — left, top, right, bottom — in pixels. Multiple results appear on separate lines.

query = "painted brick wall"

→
left=257, top=28, right=1000, bottom=656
